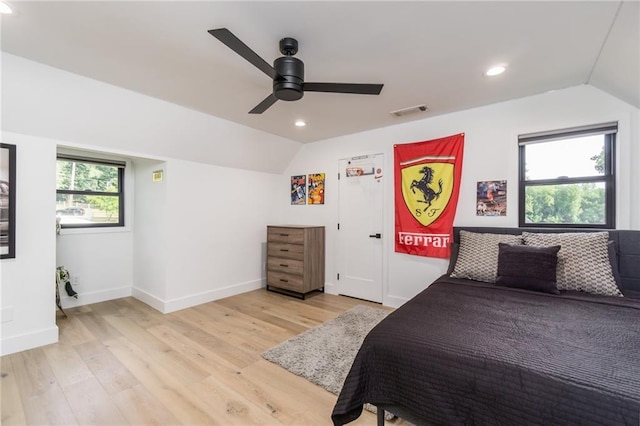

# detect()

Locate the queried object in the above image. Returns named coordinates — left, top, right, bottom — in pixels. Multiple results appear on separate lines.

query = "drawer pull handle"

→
left=280, top=264, right=288, bottom=267
left=280, top=233, right=289, bottom=237
left=280, top=279, right=289, bottom=283
left=280, top=249, right=289, bottom=252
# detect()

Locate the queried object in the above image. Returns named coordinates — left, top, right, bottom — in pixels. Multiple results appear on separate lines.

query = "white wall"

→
left=162, top=160, right=279, bottom=312
left=132, top=158, right=169, bottom=310
left=56, top=231, right=134, bottom=306
left=631, top=108, right=640, bottom=230
left=0, top=133, right=58, bottom=355
left=276, top=85, right=640, bottom=307
left=133, top=158, right=280, bottom=313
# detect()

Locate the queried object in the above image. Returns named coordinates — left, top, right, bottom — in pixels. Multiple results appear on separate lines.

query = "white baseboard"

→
left=383, top=294, right=409, bottom=308
left=327, top=282, right=407, bottom=308
left=323, top=282, right=337, bottom=295
left=60, top=286, right=133, bottom=309
left=1, top=325, right=59, bottom=356
left=131, top=287, right=165, bottom=313
left=133, top=279, right=266, bottom=314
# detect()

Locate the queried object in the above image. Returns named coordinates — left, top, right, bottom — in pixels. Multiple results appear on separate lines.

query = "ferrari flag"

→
left=394, top=133, right=465, bottom=258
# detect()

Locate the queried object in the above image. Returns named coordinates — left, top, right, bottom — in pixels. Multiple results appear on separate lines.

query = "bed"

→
left=332, top=227, right=640, bottom=426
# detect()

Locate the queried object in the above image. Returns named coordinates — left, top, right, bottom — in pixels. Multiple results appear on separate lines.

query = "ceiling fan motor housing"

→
left=208, top=29, right=383, bottom=113
left=273, top=56, right=304, bottom=101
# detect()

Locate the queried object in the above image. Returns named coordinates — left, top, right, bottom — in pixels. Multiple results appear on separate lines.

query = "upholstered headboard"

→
left=453, top=227, right=640, bottom=297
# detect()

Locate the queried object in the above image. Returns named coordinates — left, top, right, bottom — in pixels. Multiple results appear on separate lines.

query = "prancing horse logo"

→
left=401, top=162, right=454, bottom=227
left=410, top=166, right=443, bottom=211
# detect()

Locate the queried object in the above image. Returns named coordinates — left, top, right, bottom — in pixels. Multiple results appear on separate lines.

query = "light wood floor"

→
left=1, top=289, right=391, bottom=425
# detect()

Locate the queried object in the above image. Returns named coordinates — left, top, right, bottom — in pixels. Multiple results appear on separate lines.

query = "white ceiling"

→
left=2, top=1, right=638, bottom=144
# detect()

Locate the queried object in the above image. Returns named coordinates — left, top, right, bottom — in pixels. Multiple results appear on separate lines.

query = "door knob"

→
left=369, top=233, right=382, bottom=239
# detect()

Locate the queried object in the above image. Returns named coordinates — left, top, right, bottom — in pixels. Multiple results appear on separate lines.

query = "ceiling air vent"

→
left=390, top=104, right=428, bottom=118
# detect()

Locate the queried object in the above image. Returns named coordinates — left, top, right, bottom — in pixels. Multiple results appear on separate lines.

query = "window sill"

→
left=58, top=226, right=132, bottom=236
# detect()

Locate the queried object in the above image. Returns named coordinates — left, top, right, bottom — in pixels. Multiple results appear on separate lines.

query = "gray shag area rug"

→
left=262, top=304, right=393, bottom=419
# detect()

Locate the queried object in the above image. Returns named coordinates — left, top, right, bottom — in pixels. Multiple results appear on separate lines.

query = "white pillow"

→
left=451, top=231, right=523, bottom=283
left=522, top=232, right=622, bottom=297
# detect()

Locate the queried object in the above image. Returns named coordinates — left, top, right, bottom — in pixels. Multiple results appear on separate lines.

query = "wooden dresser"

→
left=266, top=225, right=325, bottom=298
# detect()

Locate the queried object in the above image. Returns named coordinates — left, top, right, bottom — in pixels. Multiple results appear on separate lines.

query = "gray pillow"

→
left=522, top=232, right=622, bottom=297
left=451, top=231, right=523, bottom=283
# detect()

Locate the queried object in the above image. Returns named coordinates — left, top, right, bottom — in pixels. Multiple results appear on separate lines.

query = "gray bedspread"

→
left=332, top=276, right=640, bottom=425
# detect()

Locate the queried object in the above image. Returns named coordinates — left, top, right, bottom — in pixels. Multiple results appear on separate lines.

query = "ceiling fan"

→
left=208, top=28, right=384, bottom=114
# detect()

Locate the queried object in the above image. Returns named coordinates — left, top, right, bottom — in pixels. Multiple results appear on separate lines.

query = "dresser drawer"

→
left=267, top=271, right=304, bottom=292
left=267, top=242, right=304, bottom=261
left=268, top=227, right=305, bottom=244
left=267, top=257, right=304, bottom=275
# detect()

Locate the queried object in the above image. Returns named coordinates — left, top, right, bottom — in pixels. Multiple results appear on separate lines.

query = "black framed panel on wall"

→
left=1, top=143, right=16, bottom=259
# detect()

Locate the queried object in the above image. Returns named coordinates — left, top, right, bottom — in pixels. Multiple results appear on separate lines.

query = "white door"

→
left=337, top=154, right=384, bottom=303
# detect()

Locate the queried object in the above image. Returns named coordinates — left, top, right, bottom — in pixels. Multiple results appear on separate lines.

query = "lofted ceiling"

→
left=1, top=1, right=638, bottom=144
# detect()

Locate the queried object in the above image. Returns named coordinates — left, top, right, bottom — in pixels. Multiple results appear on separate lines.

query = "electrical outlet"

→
left=72, top=275, right=81, bottom=287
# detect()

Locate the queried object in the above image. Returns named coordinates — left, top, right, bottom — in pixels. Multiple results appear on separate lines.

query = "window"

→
left=56, top=155, right=125, bottom=228
left=518, top=122, right=616, bottom=229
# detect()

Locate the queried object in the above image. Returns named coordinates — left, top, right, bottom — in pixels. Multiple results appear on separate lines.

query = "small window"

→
left=518, top=122, right=616, bottom=229
left=56, top=155, right=125, bottom=228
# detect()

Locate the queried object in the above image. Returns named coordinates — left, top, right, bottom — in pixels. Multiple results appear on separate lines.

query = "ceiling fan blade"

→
left=208, top=28, right=283, bottom=81
left=304, top=82, right=383, bottom=95
left=249, top=94, right=279, bottom=114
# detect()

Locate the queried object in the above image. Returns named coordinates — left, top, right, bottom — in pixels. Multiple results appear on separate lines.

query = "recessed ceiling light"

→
left=485, top=65, right=507, bottom=77
left=0, top=1, right=13, bottom=14
left=295, top=120, right=306, bottom=127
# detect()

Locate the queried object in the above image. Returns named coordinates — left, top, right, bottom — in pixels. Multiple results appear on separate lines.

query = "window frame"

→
left=56, top=155, right=125, bottom=229
left=518, top=123, right=616, bottom=229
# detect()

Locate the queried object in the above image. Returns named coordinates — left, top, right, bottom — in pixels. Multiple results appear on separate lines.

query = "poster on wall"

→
left=291, top=175, right=306, bottom=205
left=477, top=180, right=507, bottom=216
left=307, top=173, right=325, bottom=205
left=1, top=143, right=16, bottom=259
left=394, top=133, right=465, bottom=258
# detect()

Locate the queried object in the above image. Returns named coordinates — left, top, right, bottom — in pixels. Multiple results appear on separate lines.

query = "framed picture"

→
left=308, top=173, right=325, bottom=205
left=1, top=143, right=16, bottom=259
left=291, top=175, right=306, bottom=205
left=476, top=180, right=507, bottom=216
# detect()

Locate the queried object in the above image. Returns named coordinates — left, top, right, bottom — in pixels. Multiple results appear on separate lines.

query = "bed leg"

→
left=377, top=407, right=385, bottom=426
